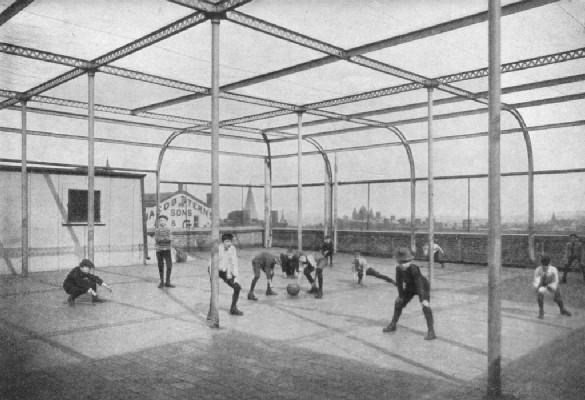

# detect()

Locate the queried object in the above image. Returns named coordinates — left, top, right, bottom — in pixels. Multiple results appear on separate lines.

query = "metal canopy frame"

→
left=2, top=1, right=583, bottom=391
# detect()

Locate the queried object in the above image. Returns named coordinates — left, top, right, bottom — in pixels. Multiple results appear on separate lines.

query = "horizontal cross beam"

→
left=0, top=12, right=208, bottom=110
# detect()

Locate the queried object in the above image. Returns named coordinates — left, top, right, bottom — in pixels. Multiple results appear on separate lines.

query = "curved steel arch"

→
left=504, top=106, right=535, bottom=262
left=385, top=125, right=417, bottom=252
left=303, top=136, right=334, bottom=236
left=155, top=128, right=208, bottom=226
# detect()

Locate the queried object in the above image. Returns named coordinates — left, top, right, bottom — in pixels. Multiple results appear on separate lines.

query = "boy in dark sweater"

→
left=368, top=247, right=436, bottom=340
left=321, top=236, right=334, bottom=267
left=63, top=259, right=112, bottom=306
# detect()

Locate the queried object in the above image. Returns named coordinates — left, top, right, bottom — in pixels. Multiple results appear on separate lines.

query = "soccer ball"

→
left=286, top=283, right=301, bottom=296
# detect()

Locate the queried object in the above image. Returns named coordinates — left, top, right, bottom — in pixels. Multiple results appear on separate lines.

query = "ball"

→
left=287, top=283, right=300, bottom=296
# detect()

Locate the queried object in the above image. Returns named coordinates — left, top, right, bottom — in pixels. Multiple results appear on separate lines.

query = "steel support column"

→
left=140, top=177, right=149, bottom=264
left=487, top=0, right=502, bottom=396
left=208, top=16, right=221, bottom=328
left=20, top=100, right=28, bottom=277
left=333, top=153, right=338, bottom=254
left=87, top=71, right=95, bottom=262
left=261, top=133, right=272, bottom=248
left=297, top=112, right=303, bottom=253
left=427, top=86, right=435, bottom=285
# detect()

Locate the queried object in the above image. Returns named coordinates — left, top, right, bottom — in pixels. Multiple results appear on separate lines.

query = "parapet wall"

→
left=272, top=228, right=577, bottom=268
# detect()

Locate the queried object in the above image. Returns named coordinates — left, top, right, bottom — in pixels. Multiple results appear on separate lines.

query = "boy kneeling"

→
left=533, top=254, right=571, bottom=319
left=63, top=259, right=112, bottom=306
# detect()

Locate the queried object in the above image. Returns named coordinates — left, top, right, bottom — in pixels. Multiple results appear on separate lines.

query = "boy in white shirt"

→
left=533, top=254, right=571, bottom=319
left=352, top=251, right=368, bottom=284
left=218, top=233, right=243, bottom=316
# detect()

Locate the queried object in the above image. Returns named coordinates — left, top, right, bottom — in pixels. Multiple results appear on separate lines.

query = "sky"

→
left=1, top=0, right=585, bottom=224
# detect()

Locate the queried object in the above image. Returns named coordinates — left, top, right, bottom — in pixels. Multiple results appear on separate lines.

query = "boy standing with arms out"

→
left=155, top=215, right=174, bottom=288
left=533, top=254, right=571, bottom=319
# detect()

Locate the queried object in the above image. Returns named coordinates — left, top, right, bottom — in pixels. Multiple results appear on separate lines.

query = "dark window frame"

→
left=67, top=189, right=101, bottom=223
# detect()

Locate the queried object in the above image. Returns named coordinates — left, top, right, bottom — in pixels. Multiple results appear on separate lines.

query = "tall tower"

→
left=244, top=186, right=258, bottom=220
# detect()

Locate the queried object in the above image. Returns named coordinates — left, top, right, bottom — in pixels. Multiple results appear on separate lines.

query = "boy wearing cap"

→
left=383, top=247, right=436, bottom=340
left=352, top=250, right=368, bottom=284
left=217, top=233, right=243, bottom=316
left=63, top=259, right=112, bottom=306
left=248, top=251, right=279, bottom=301
left=155, top=214, right=174, bottom=288
left=561, top=233, right=584, bottom=284
left=280, top=248, right=297, bottom=278
left=533, top=254, right=572, bottom=319
left=300, top=253, right=327, bottom=299
left=321, top=236, right=334, bottom=267
left=423, top=239, right=446, bottom=269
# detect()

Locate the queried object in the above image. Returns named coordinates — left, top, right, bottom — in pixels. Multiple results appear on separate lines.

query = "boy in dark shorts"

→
left=248, top=251, right=279, bottom=301
left=377, top=247, right=436, bottom=340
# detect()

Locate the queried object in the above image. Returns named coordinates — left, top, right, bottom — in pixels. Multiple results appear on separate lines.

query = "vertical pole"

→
left=297, top=112, right=303, bottom=253
left=323, top=166, right=328, bottom=236
left=21, top=101, right=28, bottom=277
left=87, top=71, right=95, bottom=262
left=487, top=0, right=502, bottom=396
left=333, top=152, right=338, bottom=254
left=264, top=157, right=270, bottom=248
left=427, top=86, right=435, bottom=285
left=207, top=16, right=221, bottom=328
left=140, top=177, right=148, bottom=264
left=467, top=177, right=471, bottom=232
left=366, top=182, right=371, bottom=230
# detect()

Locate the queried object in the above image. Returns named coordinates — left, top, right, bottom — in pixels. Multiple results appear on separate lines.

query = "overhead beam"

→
left=135, top=0, right=557, bottom=112
left=271, top=91, right=585, bottom=142
left=270, top=119, right=585, bottom=159
left=271, top=167, right=585, bottom=188
left=0, top=126, right=265, bottom=158
left=169, top=0, right=252, bottom=13
left=0, top=11, right=208, bottom=110
left=269, top=73, right=585, bottom=132
left=1, top=103, right=264, bottom=143
left=306, top=46, right=585, bottom=110
left=0, top=0, right=34, bottom=27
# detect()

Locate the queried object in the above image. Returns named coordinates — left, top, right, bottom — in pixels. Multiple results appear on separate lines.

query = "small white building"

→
left=144, top=190, right=211, bottom=231
left=0, top=165, right=146, bottom=275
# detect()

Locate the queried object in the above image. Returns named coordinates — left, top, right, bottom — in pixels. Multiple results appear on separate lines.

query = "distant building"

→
left=144, top=190, right=211, bottom=230
left=244, top=186, right=258, bottom=220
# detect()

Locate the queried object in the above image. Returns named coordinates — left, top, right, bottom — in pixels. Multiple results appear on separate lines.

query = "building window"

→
left=67, top=189, right=101, bottom=223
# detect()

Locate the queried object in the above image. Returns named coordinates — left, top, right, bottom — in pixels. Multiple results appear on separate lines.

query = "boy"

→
left=423, top=239, right=446, bottom=269
left=155, top=214, right=174, bottom=288
left=248, top=251, right=279, bottom=301
left=300, top=253, right=327, bottom=299
left=218, top=233, right=243, bottom=316
left=561, top=233, right=583, bottom=284
left=63, top=259, right=112, bottom=306
left=383, top=247, right=436, bottom=340
left=280, top=248, right=297, bottom=278
left=533, top=254, right=571, bottom=319
left=352, top=250, right=368, bottom=284
left=321, top=236, right=334, bottom=267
